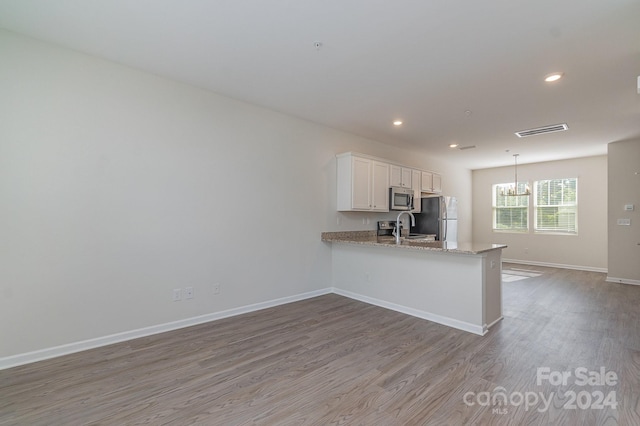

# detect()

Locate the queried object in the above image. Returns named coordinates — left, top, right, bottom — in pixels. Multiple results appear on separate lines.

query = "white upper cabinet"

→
left=390, top=165, right=412, bottom=188
left=421, top=171, right=442, bottom=193
left=337, top=153, right=389, bottom=212
left=371, top=161, right=390, bottom=211
left=411, top=169, right=422, bottom=213
left=350, top=156, right=372, bottom=210
left=432, top=173, right=442, bottom=193
left=421, top=171, right=433, bottom=192
left=337, top=152, right=440, bottom=211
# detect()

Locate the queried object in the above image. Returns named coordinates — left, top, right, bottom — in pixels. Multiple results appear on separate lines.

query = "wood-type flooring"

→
left=2, top=264, right=639, bottom=425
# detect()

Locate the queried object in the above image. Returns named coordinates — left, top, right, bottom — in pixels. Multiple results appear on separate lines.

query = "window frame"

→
left=533, top=178, right=578, bottom=235
left=492, top=182, right=530, bottom=233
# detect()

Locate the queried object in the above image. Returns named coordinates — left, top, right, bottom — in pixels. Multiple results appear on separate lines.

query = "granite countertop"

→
left=321, top=231, right=507, bottom=255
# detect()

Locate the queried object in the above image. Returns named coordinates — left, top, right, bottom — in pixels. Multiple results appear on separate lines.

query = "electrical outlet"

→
left=213, top=283, right=220, bottom=295
left=184, top=286, right=194, bottom=299
left=173, top=288, right=182, bottom=301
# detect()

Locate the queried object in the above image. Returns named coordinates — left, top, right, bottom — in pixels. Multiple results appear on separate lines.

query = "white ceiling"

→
left=1, top=0, right=639, bottom=169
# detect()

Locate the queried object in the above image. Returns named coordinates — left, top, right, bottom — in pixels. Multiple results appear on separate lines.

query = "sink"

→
left=405, top=234, right=436, bottom=240
left=401, top=239, right=441, bottom=247
left=377, top=234, right=436, bottom=244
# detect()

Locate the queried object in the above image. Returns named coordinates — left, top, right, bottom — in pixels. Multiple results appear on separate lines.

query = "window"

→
left=534, top=178, right=577, bottom=234
left=493, top=183, right=529, bottom=232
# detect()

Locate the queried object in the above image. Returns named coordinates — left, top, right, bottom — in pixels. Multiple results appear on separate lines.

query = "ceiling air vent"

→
left=515, top=123, right=569, bottom=138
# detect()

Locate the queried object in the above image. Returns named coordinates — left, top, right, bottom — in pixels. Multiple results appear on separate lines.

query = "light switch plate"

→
left=624, top=204, right=634, bottom=211
left=617, top=218, right=631, bottom=226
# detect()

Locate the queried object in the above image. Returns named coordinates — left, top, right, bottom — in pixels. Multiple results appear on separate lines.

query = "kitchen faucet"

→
left=395, top=211, right=415, bottom=244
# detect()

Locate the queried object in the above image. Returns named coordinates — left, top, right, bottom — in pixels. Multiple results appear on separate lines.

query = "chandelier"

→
left=501, top=154, right=531, bottom=196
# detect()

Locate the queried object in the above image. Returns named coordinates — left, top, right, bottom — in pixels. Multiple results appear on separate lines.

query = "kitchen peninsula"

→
left=322, top=231, right=507, bottom=335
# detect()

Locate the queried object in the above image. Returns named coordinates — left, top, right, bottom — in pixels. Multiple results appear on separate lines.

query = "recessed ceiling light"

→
left=544, top=72, right=564, bottom=82
left=393, top=120, right=403, bottom=126
left=449, top=143, right=459, bottom=148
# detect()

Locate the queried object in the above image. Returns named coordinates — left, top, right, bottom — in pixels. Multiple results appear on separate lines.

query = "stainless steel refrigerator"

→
left=410, top=196, right=458, bottom=241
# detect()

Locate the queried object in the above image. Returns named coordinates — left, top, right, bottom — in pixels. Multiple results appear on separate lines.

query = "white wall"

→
left=607, top=139, right=640, bottom=283
left=472, top=156, right=607, bottom=271
left=0, top=30, right=471, bottom=361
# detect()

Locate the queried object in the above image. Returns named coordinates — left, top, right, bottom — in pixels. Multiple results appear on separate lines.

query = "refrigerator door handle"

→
left=442, top=197, right=447, bottom=241
left=443, top=218, right=447, bottom=241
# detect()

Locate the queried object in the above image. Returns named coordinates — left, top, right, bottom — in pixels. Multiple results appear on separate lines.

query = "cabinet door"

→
left=432, top=173, right=442, bottom=193
left=401, top=168, right=412, bottom=188
left=411, top=169, right=422, bottom=213
left=371, top=161, right=390, bottom=211
left=421, top=171, right=433, bottom=192
left=389, top=164, right=402, bottom=187
left=351, top=156, right=372, bottom=210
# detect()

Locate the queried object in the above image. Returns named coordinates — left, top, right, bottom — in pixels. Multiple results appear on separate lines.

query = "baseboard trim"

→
left=332, top=288, right=486, bottom=336
left=0, top=288, right=332, bottom=371
left=606, top=276, right=640, bottom=286
left=484, top=316, right=504, bottom=334
left=503, top=258, right=607, bottom=274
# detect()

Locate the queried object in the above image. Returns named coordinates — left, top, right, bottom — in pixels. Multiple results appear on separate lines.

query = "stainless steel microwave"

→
left=389, top=187, right=414, bottom=211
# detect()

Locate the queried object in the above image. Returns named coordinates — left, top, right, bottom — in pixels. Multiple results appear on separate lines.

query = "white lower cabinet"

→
left=337, top=153, right=389, bottom=211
